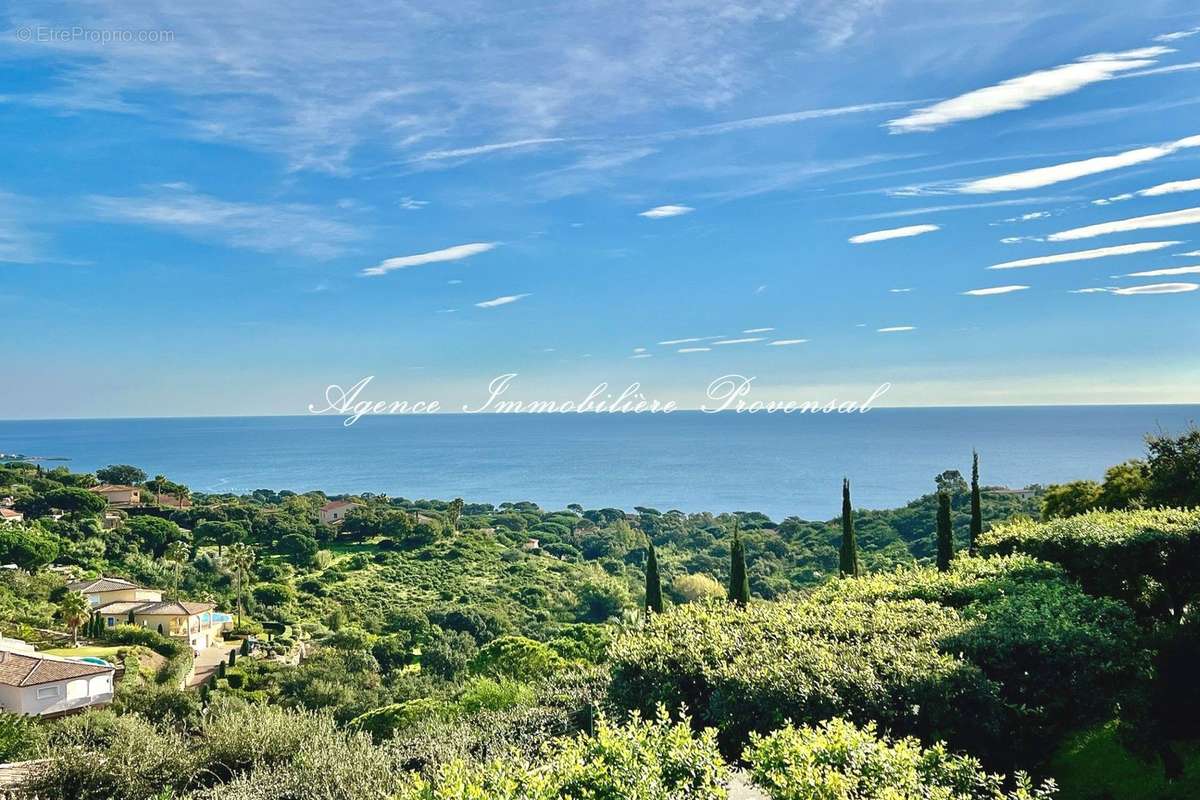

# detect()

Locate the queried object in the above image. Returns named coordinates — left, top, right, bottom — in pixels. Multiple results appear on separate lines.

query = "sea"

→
left=1, top=406, right=1197, bottom=521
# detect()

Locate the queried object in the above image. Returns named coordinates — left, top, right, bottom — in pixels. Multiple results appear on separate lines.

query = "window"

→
left=107, top=617, right=116, bottom=627
left=36, top=685, right=60, bottom=700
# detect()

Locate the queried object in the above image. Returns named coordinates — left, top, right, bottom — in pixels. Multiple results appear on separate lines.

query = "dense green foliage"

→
left=747, top=717, right=1056, bottom=800
left=611, top=555, right=1144, bottom=767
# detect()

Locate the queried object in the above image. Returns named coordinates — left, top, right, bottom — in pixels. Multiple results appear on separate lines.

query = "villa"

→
left=69, top=576, right=231, bottom=652
left=0, top=643, right=115, bottom=717
left=0, top=508, right=23, bottom=525
left=67, top=576, right=163, bottom=608
left=319, top=499, right=361, bottom=525
left=90, top=484, right=141, bottom=506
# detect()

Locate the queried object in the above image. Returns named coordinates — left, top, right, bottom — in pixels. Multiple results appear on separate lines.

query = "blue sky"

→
left=2, top=1, right=1199, bottom=418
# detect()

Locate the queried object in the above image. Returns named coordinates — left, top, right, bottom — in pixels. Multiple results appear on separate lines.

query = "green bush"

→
left=0, top=712, right=43, bottom=761
left=611, top=556, right=1144, bottom=767
left=746, top=717, right=1056, bottom=800
left=102, top=624, right=185, bottom=658
left=469, top=635, right=566, bottom=680
left=349, top=698, right=458, bottom=743
left=458, top=676, right=536, bottom=714
left=610, top=595, right=998, bottom=757
left=981, top=509, right=1200, bottom=624
left=395, top=710, right=728, bottom=800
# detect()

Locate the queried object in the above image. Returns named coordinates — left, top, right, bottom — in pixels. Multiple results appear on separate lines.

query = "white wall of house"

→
left=0, top=673, right=113, bottom=716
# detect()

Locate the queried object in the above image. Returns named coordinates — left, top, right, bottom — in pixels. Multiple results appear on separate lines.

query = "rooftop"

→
left=0, top=650, right=113, bottom=687
left=96, top=599, right=214, bottom=616
left=321, top=499, right=360, bottom=511
left=67, top=576, right=141, bottom=593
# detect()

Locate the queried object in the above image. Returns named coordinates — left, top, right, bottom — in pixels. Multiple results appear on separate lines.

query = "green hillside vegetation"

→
left=0, top=426, right=1196, bottom=798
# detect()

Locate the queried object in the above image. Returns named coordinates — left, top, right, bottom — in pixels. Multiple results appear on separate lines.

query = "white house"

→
left=0, top=648, right=115, bottom=717
left=319, top=499, right=361, bottom=525
left=0, top=508, right=22, bottom=526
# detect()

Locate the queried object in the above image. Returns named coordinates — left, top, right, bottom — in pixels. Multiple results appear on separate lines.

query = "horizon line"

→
left=2, top=400, right=1200, bottom=424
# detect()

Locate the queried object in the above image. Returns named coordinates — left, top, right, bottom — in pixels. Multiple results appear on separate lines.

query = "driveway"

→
left=187, top=640, right=240, bottom=688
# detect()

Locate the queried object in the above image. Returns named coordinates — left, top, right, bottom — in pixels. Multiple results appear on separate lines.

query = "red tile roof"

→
left=0, top=650, right=113, bottom=687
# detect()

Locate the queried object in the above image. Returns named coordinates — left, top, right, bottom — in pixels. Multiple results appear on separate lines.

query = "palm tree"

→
left=226, top=542, right=256, bottom=627
left=164, top=540, right=191, bottom=601
left=59, top=590, right=91, bottom=647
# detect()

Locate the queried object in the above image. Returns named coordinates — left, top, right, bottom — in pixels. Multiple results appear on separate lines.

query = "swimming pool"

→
left=75, top=656, right=110, bottom=666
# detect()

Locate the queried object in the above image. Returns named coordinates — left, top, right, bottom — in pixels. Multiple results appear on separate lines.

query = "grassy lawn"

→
left=1050, top=721, right=1200, bottom=800
left=41, top=645, right=124, bottom=659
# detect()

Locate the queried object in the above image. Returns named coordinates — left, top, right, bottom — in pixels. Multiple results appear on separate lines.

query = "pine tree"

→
left=839, top=478, right=861, bottom=578
left=645, top=540, right=664, bottom=614
left=936, top=491, right=954, bottom=572
left=729, top=520, right=750, bottom=607
left=970, top=451, right=982, bottom=556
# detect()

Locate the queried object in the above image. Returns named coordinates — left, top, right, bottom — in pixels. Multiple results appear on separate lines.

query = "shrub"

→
left=981, top=509, right=1200, bottom=623
left=610, top=596, right=998, bottom=757
left=0, top=712, right=43, bottom=761
left=458, top=676, right=536, bottom=714
left=470, top=635, right=566, bottom=680
left=349, top=698, right=458, bottom=743
left=102, top=624, right=185, bottom=658
left=612, top=555, right=1144, bottom=767
left=746, top=717, right=1056, bottom=800
left=395, top=710, right=728, bottom=800
left=31, top=710, right=188, bottom=800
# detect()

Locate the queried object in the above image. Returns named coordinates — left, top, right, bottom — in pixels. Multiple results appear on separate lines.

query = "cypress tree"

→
left=217, top=661, right=227, bottom=679
left=839, top=478, right=861, bottom=578
left=240, top=638, right=251, bottom=656
left=936, top=491, right=954, bottom=572
left=970, top=451, right=982, bottom=556
left=228, top=649, right=237, bottom=666
left=729, top=520, right=750, bottom=607
left=645, top=540, right=664, bottom=614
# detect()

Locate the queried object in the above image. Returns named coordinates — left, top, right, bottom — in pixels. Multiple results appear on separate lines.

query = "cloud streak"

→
left=962, top=285, right=1030, bottom=296
left=887, top=48, right=1169, bottom=133
left=1119, top=265, right=1200, bottom=278
left=1048, top=207, right=1200, bottom=242
left=1111, top=282, right=1199, bottom=295
left=958, top=135, right=1200, bottom=194
left=848, top=224, right=939, bottom=244
left=361, top=242, right=498, bottom=276
left=877, top=325, right=915, bottom=332
left=475, top=293, right=530, bottom=308
left=639, top=205, right=694, bottom=219
left=987, top=241, right=1181, bottom=270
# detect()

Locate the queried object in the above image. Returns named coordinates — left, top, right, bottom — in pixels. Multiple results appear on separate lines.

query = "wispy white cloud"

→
left=413, top=138, right=571, bottom=163
left=1118, top=62, right=1200, bottom=78
left=639, top=204, right=694, bottom=219
left=1118, top=265, right=1200, bottom=278
left=1176, top=250, right=1200, bottom=257
left=962, top=284, right=1030, bottom=296
left=88, top=189, right=362, bottom=258
left=712, top=337, right=765, bottom=345
left=630, top=353, right=653, bottom=359
left=399, top=197, right=428, bottom=210
left=1048, top=207, right=1200, bottom=242
left=742, top=327, right=774, bottom=333
left=1112, top=282, right=1199, bottom=295
left=886, top=48, right=1169, bottom=133
left=475, top=293, right=530, bottom=308
left=848, top=224, right=939, bottom=244
left=677, top=347, right=711, bottom=353
left=1095, top=178, right=1200, bottom=205
left=1002, top=210, right=1051, bottom=222
left=768, top=339, right=809, bottom=346
left=889, top=288, right=913, bottom=293
left=361, top=242, right=498, bottom=276
left=1069, top=287, right=1116, bottom=293
left=658, top=335, right=721, bottom=345
left=987, top=241, right=1181, bottom=269
left=959, top=135, right=1200, bottom=194
left=854, top=197, right=1076, bottom=220
left=877, top=325, right=916, bottom=332
left=1154, top=28, right=1200, bottom=42
left=653, top=100, right=926, bottom=139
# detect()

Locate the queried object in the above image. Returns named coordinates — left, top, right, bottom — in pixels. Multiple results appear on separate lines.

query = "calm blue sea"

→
left=1, top=407, right=1197, bottom=521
